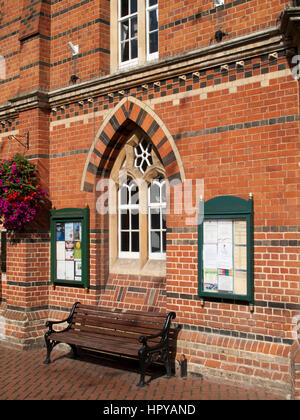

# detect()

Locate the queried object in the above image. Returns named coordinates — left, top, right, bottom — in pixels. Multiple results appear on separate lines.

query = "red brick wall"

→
left=50, top=0, right=110, bottom=90
left=159, top=0, right=287, bottom=59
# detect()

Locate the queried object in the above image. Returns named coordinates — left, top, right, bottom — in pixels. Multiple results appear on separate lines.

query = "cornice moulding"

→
left=48, top=28, right=284, bottom=106
left=0, top=27, right=289, bottom=115
left=9, top=90, right=49, bottom=111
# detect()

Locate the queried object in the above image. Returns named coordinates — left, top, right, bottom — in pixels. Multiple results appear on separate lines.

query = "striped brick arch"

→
left=81, top=96, right=185, bottom=192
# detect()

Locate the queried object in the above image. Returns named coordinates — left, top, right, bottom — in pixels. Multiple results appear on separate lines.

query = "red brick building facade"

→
left=0, top=0, right=299, bottom=398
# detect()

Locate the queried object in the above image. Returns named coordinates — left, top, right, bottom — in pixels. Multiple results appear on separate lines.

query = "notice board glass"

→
left=198, top=195, right=253, bottom=303
left=50, top=207, right=89, bottom=288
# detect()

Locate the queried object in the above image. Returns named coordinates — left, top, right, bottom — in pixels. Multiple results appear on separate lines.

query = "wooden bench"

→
left=43, top=302, right=180, bottom=387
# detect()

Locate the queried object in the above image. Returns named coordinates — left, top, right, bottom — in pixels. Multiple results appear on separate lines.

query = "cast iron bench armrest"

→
left=138, top=312, right=176, bottom=347
left=45, top=301, right=80, bottom=334
left=138, top=331, right=162, bottom=345
left=137, top=312, right=177, bottom=387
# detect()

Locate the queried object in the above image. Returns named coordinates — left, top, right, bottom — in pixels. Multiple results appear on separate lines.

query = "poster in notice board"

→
left=56, top=221, right=82, bottom=282
left=203, top=219, right=247, bottom=295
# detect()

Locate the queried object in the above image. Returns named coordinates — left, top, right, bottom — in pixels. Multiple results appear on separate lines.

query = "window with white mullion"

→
left=146, top=0, right=158, bottom=60
left=118, top=179, right=140, bottom=258
left=148, top=179, right=166, bottom=260
left=119, top=0, right=138, bottom=65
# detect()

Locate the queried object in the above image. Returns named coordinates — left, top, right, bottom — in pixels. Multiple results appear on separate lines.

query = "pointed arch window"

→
left=110, top=130, right=166, bottom=273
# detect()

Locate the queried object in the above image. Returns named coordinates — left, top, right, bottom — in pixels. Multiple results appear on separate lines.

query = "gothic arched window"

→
left=109, top=130, right=166, bottom=274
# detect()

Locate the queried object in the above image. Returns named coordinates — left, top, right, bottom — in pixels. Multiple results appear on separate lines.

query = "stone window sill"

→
left=110, top=258, right=166, bottom=277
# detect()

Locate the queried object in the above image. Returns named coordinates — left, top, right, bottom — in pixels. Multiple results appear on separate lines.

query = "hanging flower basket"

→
left=0, top=154, right=47, bottom=232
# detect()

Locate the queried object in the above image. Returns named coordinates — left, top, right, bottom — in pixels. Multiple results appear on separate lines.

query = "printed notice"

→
left=57, top=261, right=65, bottom=280
left=203, top=244, right=218, bottom=269
left=56, top=242, right=65, bottom=260
left=234, top=245, right=247, bottom=270
left=74, top=223, right=81, bottom=241
left=218, top=275, right=233, bottom=292
left=217, top=242, right=233, bottom=269
left=204, top=268, right=218, bottom=291
left=56, top=223, right=65, bottom=241
left=75, top=261, right=82, bottom=276
left=65, top=223, right=74, bottom=241
left=234, top=220, right=247, bottom=245
left=65, top=241, right=74, bottom=260
left=74, top=242, right=82, bottom=260
left=234, top=270, right=247, bottom=295
left=65, top=261, right=74, bottom=280
left=217, top=220, right=233, bottom=243
left=204, top=221, right=218, bottom=244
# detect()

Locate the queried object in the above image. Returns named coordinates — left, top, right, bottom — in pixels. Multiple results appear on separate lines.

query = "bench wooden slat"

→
left=74, top=305, right=166, bottom=324
left=72, top=314, right=163, bottom=335
left=70, top=324, right=161, bottom=342
left=78, top=304, right=166, bottom=319
left=50, top=332, right=140, bottom=356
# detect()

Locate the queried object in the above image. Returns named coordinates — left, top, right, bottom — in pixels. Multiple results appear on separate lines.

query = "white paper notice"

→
left=204, top=221, right=218, bottom=244
left=217, top=220, right=233, bottom=243
left=234, top=245, right=247, bottom=270
left=56, top=242, right=65, bottom=260
left=57, top=261, right=65, bottom=280
left=75, top=261, right=82, bottom=276
left=234, top=220, right=247, bottom=245
left=203, top=244, right=218, bottom=269
left=65, top=261, right=74, bottom=280
left=218, top=275, right=233, bottom=292
left=217, top=242, right=233, bottom=269
left=234, top=270, right=247, bottom=295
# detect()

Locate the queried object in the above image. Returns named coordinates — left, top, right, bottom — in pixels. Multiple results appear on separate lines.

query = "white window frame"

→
left=118, top=0, right=139, bottom=68
left=118, top=180, right=140, bottom=258
left=148, top=179, right=166, bottom=260
left=146, top=0, right=159, bottom=61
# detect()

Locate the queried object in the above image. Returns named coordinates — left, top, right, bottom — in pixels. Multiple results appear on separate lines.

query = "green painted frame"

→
left=50, top=207, right=90, bottom=288
left=198, top=195, right=254, bottom=303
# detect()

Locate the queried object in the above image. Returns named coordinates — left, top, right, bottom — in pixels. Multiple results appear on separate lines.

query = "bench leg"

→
left=137, top=348, right=149, bottom=387
left=43, top=333, right=52, bottom=364
left=162, top=348, right=172, bottom=378
left=70, top=344, right=78, bottom=359
left=164, top=355, right=172, bottom=378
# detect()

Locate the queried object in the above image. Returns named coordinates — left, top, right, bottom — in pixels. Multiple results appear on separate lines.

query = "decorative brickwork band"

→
left=81, top=96, right=185, bottom=192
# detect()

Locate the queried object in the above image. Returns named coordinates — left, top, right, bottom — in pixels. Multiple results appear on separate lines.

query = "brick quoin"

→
left=0, top=0, right=299, bottom=398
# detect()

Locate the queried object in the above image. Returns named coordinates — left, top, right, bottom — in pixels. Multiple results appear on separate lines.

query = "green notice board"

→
left=198, top=195, right=253, bottom=303
left=50, top=207, right=89, bottom=288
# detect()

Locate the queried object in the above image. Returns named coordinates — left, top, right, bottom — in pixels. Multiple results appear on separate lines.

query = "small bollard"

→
left=178, top=354, right=187, bottom=378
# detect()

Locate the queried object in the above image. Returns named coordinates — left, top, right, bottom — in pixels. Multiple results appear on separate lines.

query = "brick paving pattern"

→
left=0, top=344, right=286, bottom=400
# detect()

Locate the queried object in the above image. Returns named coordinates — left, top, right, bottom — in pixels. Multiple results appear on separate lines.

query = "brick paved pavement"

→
left=0, top=344, right=286, bottom=401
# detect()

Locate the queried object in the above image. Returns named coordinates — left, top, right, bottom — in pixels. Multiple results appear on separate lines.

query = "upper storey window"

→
left=119, top=0, right=138, bottom=65
left=112, top=0, right=159, bottom=71
left=146, top=0, right=158, bottom=61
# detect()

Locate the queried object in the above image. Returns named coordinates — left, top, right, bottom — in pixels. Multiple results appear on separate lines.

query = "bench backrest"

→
left=70, top=303, right=177, bottom=345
